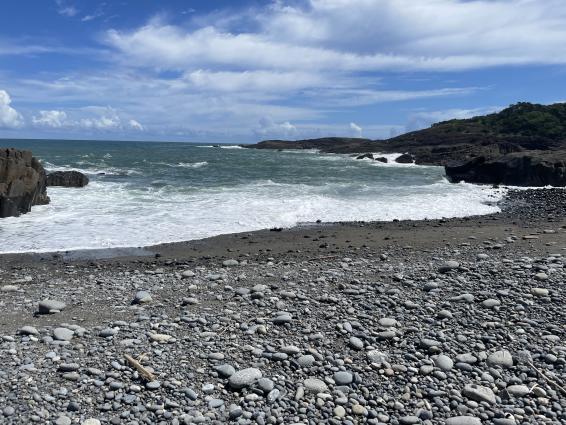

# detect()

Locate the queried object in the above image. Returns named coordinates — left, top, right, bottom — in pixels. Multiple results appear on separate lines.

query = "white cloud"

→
left=56, top=0, right=78, bottom=17
left=350, top=122, right=362, bottom=137
left=185, top=69, right=326, bottom=93
left=254, top=117, right=297, bottom=139
left=105, top=1, right=566, bottom=73
left=0, top=90, right=24, bottom=128
left=128, top=119, right=144, bottom=131
left=32, top=110, right=68, bottom=128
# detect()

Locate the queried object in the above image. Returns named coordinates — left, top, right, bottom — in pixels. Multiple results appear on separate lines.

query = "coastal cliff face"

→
left=244, top=102, right=566, bottom=186
left=0, top=148, right=50, bottom=218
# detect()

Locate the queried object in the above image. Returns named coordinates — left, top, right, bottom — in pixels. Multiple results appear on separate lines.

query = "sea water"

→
left=0, top=139, right=504, bottom=253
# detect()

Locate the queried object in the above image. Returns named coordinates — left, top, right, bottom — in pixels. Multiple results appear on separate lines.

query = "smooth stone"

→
left=228, top=368, right=262, bottom=389
left=223, top=259, right=239, bottom=267
left=334, top=406, right=346, bottom=418
left=349, top=336, right=364, bottom=350
left=132, top=291, right=152, bottom=304
left=303, top=378, right=328, bottom=393
left=19, top=326, right=39, bottom=336
left=214, top=364, right=235, bottom=378
left=506, top=384, right=530, bottom=397
left=1, top=285, right=19, bottom=292
left=463, top=384, right=496, bottom=404
left=487, top=350, right=513, bottom=368
left=55, top=416, right=72, bottom=425
left=297, top=355, right=315, bottom=368
left=435, top=354, right=454, bottom=371
left=378, top=317, right=397, bottom=327
left=482, top=298, right=501, bottom=308
left=181, top=270, right=195, bottom=278
left=367, top=350, right=388, bottom=364
left=445, top=417, right=482, bottom=425
left=53, top=328, right=74, bottom=341
left=438, top=260, right=460, bottom=273
left=82, top=420, right=102, bottom=425
left=38, top=299, right=66, bottom=314
left=333, top=371, right=353, bottom=385
left=531, top=288, right=549, bottom=297
left=99, top=328, right=118, bottom=337
left=146, top=381, right=161, bottom=390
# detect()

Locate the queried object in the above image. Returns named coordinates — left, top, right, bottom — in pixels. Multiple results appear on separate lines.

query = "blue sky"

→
left=1, top=0, right=566, bottom=142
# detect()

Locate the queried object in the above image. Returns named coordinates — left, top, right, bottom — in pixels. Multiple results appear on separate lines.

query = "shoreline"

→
left=0, top=188, right=559, bottom=267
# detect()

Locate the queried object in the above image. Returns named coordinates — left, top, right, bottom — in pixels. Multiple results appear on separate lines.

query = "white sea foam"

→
left=0, top=178, right=505, bottom=254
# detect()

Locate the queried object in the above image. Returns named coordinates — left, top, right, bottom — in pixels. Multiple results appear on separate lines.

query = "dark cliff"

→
left=244, top=102, right=566, bottom=186
left=0, top=148, right=50, bottom=218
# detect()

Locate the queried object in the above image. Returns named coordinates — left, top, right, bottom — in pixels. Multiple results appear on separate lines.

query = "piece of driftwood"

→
left=528, top=360, right=566, bottom=396
left=124, top=353, right=156, bottom=381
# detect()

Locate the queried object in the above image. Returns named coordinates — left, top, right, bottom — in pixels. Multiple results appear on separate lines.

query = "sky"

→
left=1, top=0, right=566, bottom=143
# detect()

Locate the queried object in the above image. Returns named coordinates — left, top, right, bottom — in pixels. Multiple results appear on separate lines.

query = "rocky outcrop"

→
left=47, top=171, right=89, bottom=188
left=356, top=153, right=374, bottom=160
left=395, top=153, right=414, bottom=164
left=445, top=151, right=566, bottom=186
left=0, top=148, right=50, bottom=218
left=244, top=102, right=566, bottom=186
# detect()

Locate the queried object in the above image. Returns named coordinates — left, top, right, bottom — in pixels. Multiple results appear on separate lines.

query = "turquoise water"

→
left=0, top=139, right=503, bottom=253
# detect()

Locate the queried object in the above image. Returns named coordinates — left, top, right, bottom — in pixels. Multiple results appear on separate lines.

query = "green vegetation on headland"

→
left=244, top=102, right=566, bottom=186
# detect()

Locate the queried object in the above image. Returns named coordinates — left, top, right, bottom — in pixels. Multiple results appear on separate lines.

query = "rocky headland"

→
left=244, top=102, right=566, bottom=187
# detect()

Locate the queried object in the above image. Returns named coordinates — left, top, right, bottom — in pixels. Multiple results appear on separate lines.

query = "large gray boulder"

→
left=0, top=148, right=50, bottom=218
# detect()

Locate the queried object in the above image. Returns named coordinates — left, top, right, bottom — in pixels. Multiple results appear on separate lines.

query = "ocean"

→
left=1, top=139, right=504, bottom=253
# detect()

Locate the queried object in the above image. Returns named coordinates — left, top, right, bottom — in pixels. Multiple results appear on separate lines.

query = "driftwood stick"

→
left=528, top=360, right=566, bottom=396
left=124, top=353, right=156, bottom=381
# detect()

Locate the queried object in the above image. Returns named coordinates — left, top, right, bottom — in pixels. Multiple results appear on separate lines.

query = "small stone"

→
left=481, top=298, right=501, bottom=308
left=55, top=416, right=72, bottom=425
left=463, top=384, right=496, bottom=404
left=1, top=285, right=19, bottom=292
left=19, top=326, right=39, bottom=336
left=53, top=327, right=74, bottom=341
left=99, top=328, right=118, bottom=337
left=2, top=407, right=15, bottom=416
left=531, top=288, right=549, bottom=297
left=297, top=355, right=315, bottom=368
left=435, top=355, right=454, bottom=371
left=228, top=368, right=262, bottom=389
left=349, top=336, right=364, bottom=350
left=82, top=419, right=102, bottom=425
left=378, top=317, right=397, bottom=327
left=487, top=350, right=513, bottom=368
left=351, top=404, right=367, bottom=416
left=132, top=291, right=152, bottom=304
left=438, top=260, right=459, bottom=273
left=222, top=259, right=239, bottom=267
left=333, top=371, right=353, bottom=385
left=181, top=270, right=195, bottom=278
left=445, top=417, right=482, bottom=425
left=303, top=378, right=328, bottom=393
left=38, top=299, right=66, bottom=314
left=146, top=381, right=161, bottom=390
left=214, top=364, right=235, bottom=378
left=334, top=406, right=346, bottom=418
left=367, top=350, right=388, bottom=364
left=506, top=384, right=530, bottom=397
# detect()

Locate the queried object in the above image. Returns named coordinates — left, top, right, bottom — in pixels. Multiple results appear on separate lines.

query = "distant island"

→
left=244, top=102, right=566, bottom=186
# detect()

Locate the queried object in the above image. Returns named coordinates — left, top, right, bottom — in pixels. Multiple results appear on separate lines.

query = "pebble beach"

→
left=0, top=189, right=565, bottom=425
